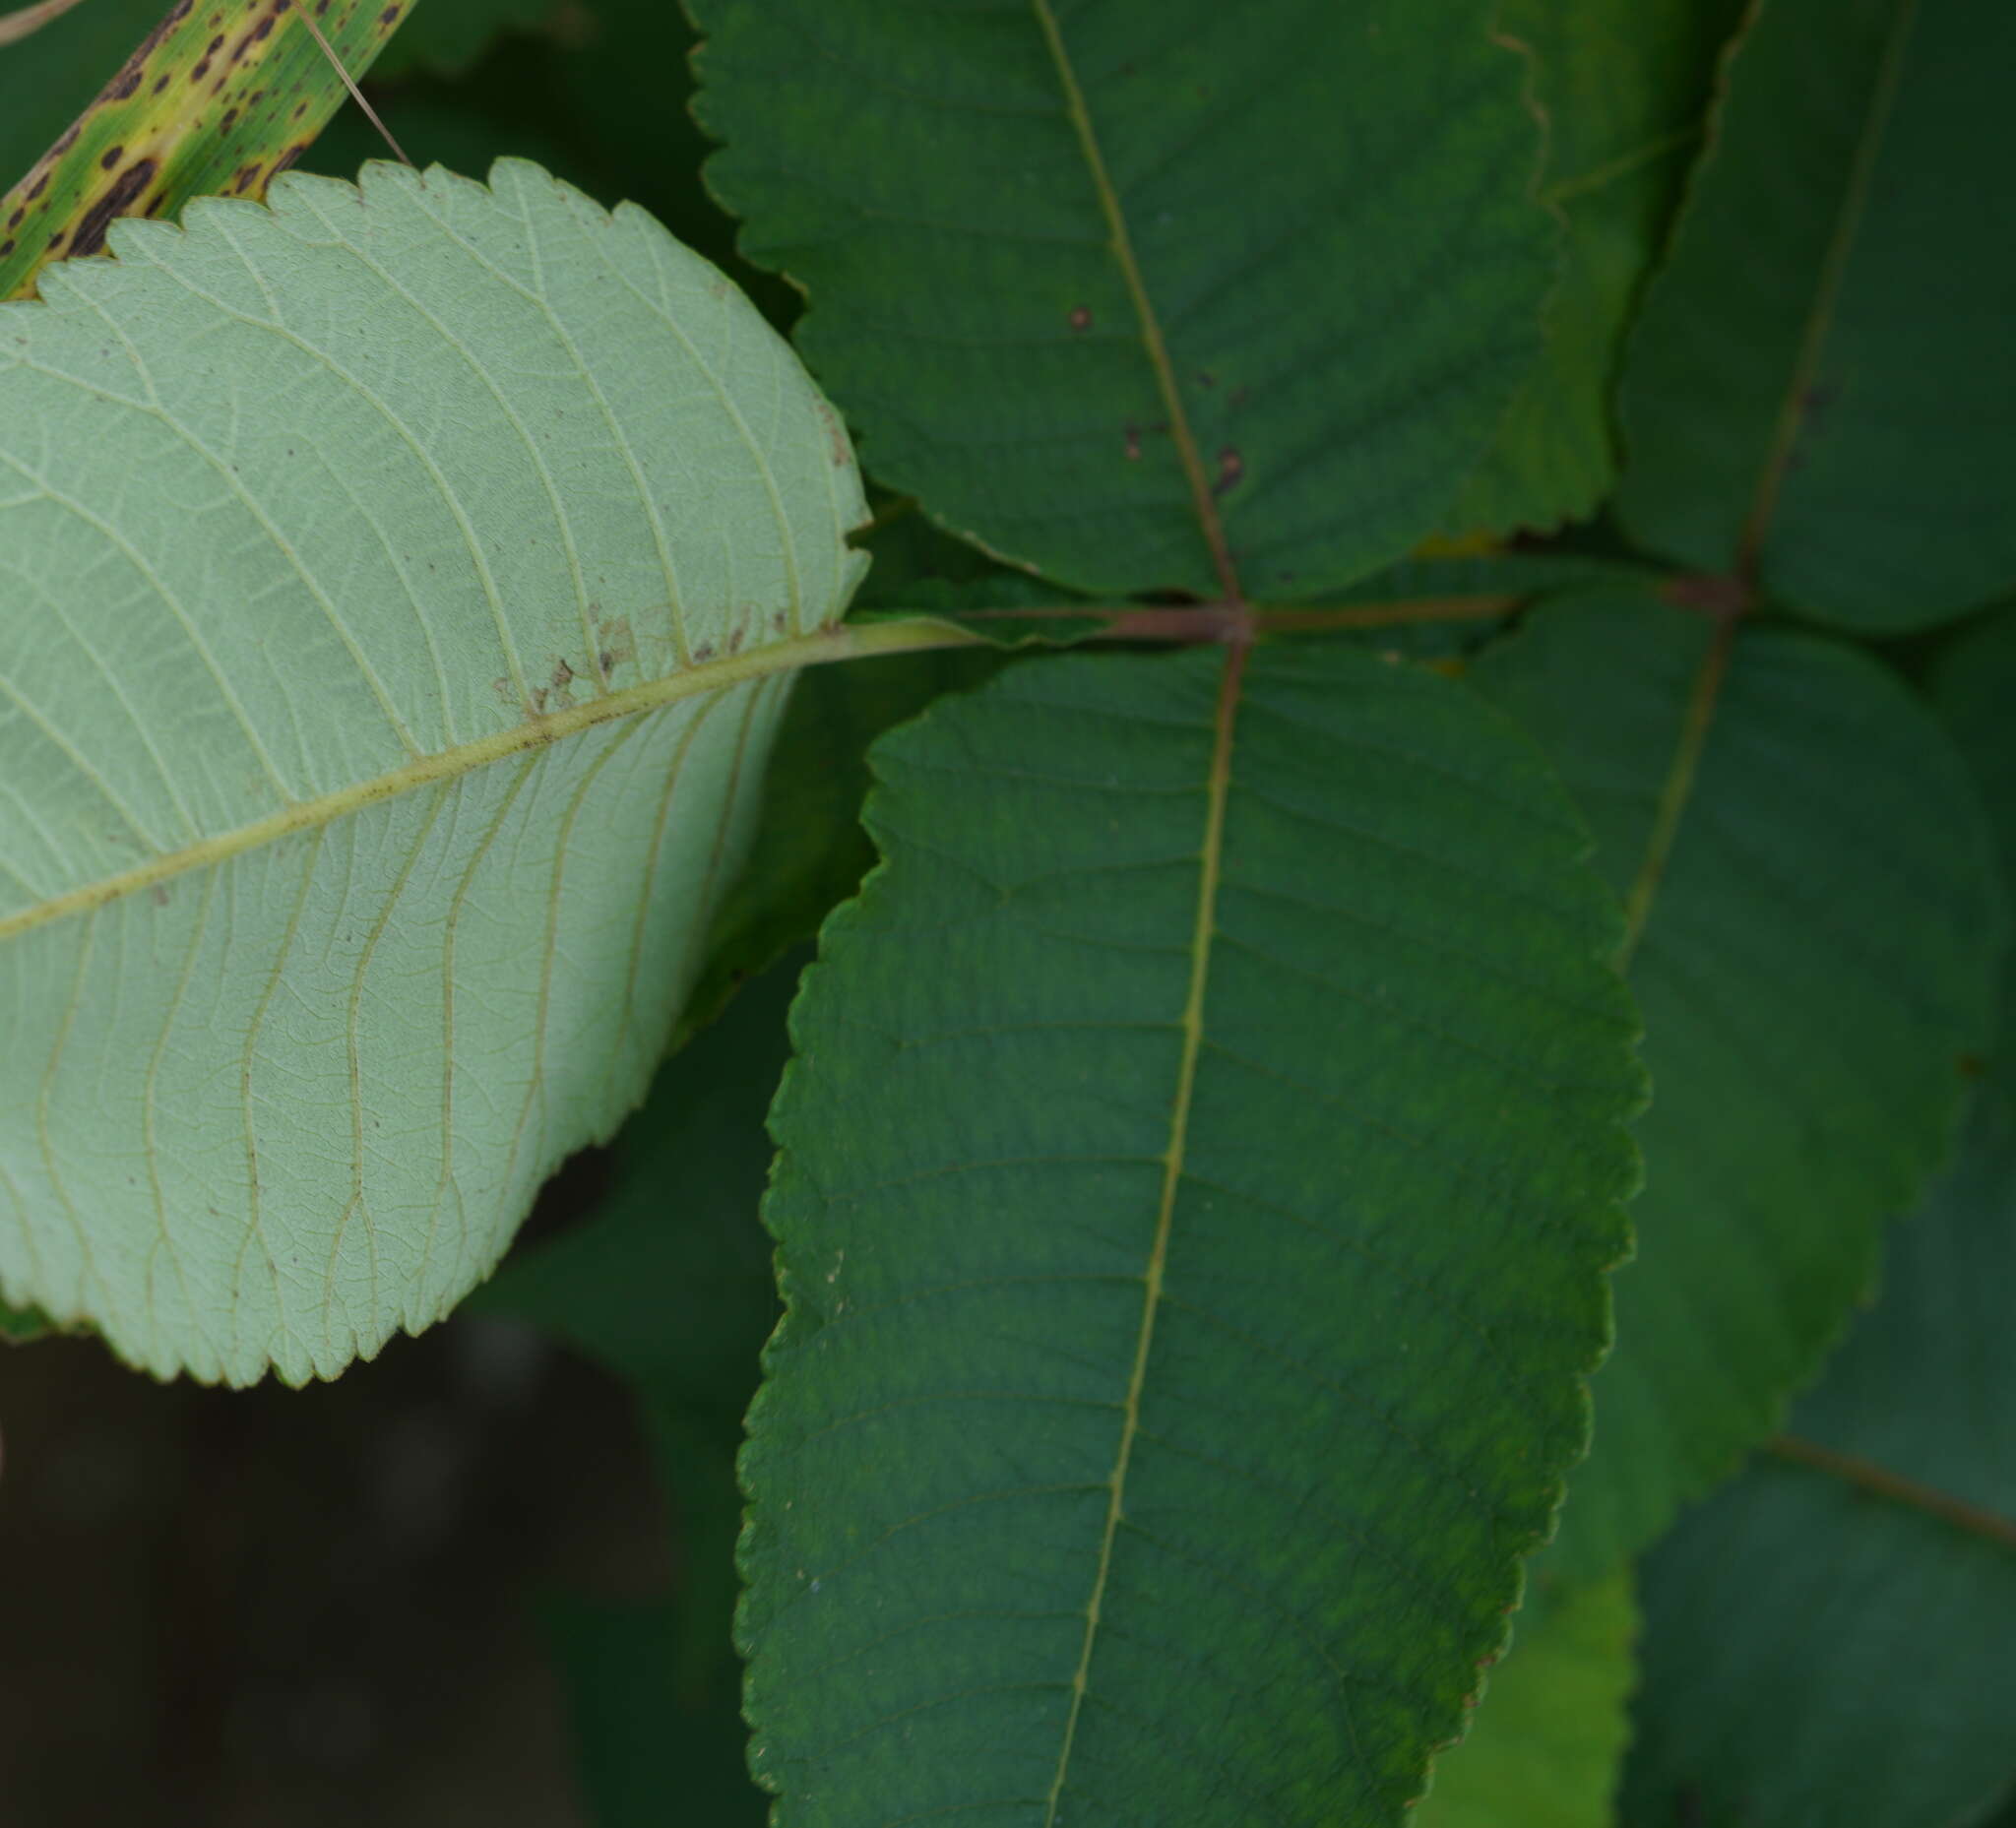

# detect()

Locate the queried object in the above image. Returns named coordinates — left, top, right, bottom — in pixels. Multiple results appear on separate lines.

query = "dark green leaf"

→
left=1472, top=586, right=2003, bottom=1579
left=689, top=0, right=1554, bottom=599
left=1622, top=1093, right=2016, bottom=1828
left=372, top=0, right=552, bottom=78
left=1614, top=0, right=2016, bottom=628
left=1930, top=602, right=2016, bottom=1098
left=1452, top=0, right=1745, bottom=535
left=744, top=642, right=1644, bottom=1822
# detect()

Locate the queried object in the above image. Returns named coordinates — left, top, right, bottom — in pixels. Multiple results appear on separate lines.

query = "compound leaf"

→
left=1473, top=587, right=2003, bottom=1578
left=0, top=158, right=878, bottom=1386
left=1614, top=0, right=2016, bottom=628
left=743, top=642, right=1644, bottom=1823
left=688, top=0, right=1554, bottom=600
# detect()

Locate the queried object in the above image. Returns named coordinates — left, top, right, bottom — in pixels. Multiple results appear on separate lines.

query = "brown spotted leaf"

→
left=0, top=0, right=411, bottom=300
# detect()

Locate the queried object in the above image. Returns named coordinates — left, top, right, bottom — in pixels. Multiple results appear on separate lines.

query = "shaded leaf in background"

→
left=744, top=643, right=1644, bottom=1823
left=1614, top=0, right=2016, bottom=628
left=1471, top=587, right=2002, bottom=1579
left=1622, top=1094, right=2016, bottom=1828
left=1931, top=603, right=2016, bottom=1091
left=478, top=957, right=811, bottom=1826
left=1414, top=1572, right=1637, bottom=1828
left=680, top=646, right=1007, bottom=1043
left=371, top=0, right=552, bottom=79
left=0, top=1295, right=53, bottom=1342
left=0, top=159, right=884, bottom=1385
left=1452, top=0, right=1745, bottom=535
left=0, top=0, right=411, bottom=299
left=689, top=0, right=1554, bottom=599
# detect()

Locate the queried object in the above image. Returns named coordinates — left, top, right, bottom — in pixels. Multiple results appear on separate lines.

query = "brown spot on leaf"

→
left=1211, top=445, right=1243, bottom=496
left=596, top=615, right=635, bottom=668
left=1068, top=305, right=1092, bottom=332
left=1124, top=424, right=1142, bottom=462
left=152, top=884, right=171, bottom=908
left=100, top=147, right=126, bottom=170
left=71, top=158, right=159, bottom=258
left=813, top=398, right=850, bottom=469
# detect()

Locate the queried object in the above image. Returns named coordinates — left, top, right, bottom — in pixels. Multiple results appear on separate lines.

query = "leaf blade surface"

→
left=1473, top=587, right=2003, bottom=1576
left=744, top=641, right=1644, bottom=1823
left=1613, top=0, right=2016, bottom=625
left=688, top=0, right=1554, bottom=599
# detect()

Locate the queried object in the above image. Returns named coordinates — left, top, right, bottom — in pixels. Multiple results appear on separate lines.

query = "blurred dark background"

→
left=0, top=1303, right=666, bottom=1828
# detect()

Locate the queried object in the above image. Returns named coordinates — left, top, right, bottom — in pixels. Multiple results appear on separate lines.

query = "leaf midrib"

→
left=0, top=617, right=975, bottom=946
left=1617, top=608, right=1736, bottom=968
left=1769, top=1433, right=2016, bottom=1552
left=1736, top=0, right=1922, bottom=576
left=1030, top=0, right=1241, bottom=604
left=1042, top=639, right=1248, bottom=1824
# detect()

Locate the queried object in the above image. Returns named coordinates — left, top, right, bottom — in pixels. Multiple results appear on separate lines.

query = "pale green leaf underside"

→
left=745, top=645, right=1644, bottom=1824
left=0, top=158, right=868, bottom=1385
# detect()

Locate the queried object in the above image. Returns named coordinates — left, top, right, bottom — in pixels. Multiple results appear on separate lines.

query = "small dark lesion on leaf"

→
left=1068, top=304, right=1092, bottom=332
left=151, top=884, right=171, bottom=909
left=812, top=398, right=850, bottom=470
left=71, top=158, right=160, bottom=259
left=1124, top=424, right=1142, bottom=461
left=1211, top=445, right=1243, bottom=496
left=593, top=613, right=635, bottom=673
